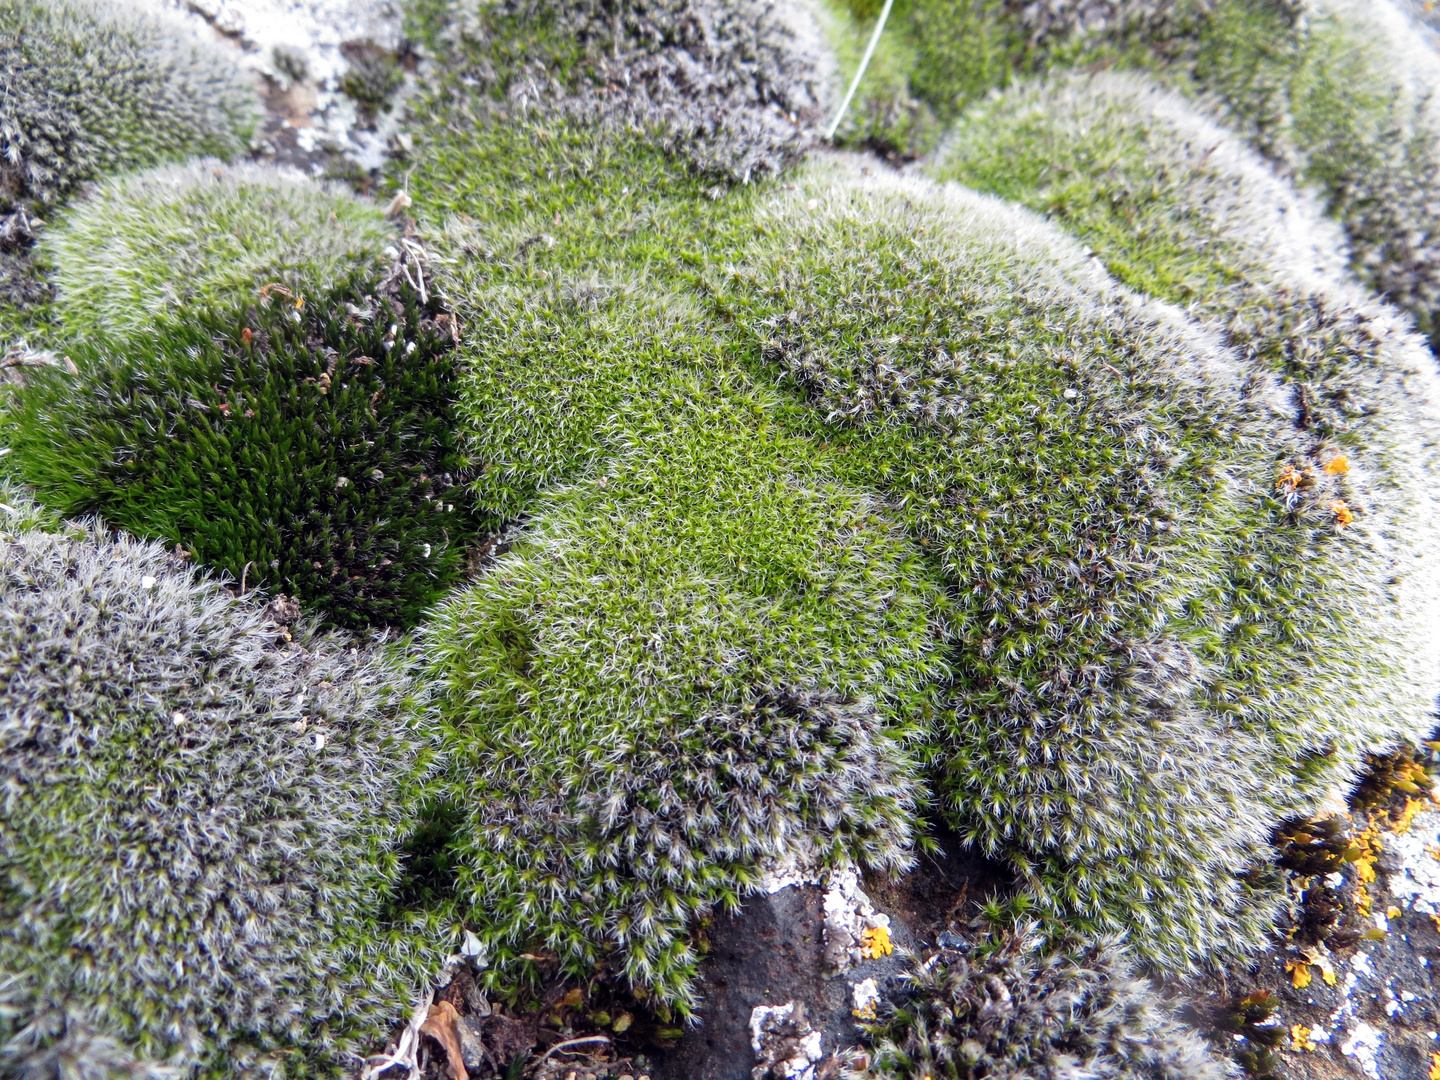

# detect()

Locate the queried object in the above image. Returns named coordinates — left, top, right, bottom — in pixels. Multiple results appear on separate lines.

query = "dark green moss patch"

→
left=5, top=275, right=478, bottom=629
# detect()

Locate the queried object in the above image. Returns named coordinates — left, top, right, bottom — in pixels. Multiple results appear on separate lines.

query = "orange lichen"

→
left=1331, top=500, right=1355, bottom=527
left=1292, top=1024, right=1318, bottom=1051
left=1323, top=456, right=1350, bottom=476
left=861, top=925, right=893, bottom=959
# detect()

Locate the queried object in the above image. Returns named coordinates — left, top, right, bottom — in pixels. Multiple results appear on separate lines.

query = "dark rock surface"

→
left=652, top=830, right=1012, bottom=1080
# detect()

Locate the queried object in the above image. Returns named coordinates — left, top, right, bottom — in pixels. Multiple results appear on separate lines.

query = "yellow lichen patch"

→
left=1285, top=959, right=1312, bottom=989
left=1331, top=499, right=1355, bottom=527
left=1291, top=1024, right=1318, bottom=1051
left=861, top=925, right=893, bottom=959
left=1345, top=821, right=1382, bottom=883
left=1296, top=946, right=1338, bottom=987
left=1276, top=464, right=1306, bottom=492
left=1323, top=456, right=1350, bottom=476
left=1430, top=1052, right=1440, bottom=1080
left=1395, top=798, right=1426, bottom=835
left=1356, top=885, right=1374, bottom=917
left=1387, top=906, right=1403, bottom=919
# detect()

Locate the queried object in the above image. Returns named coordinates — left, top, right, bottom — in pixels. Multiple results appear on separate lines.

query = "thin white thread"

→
left=825, top=0, right=897, bottom=141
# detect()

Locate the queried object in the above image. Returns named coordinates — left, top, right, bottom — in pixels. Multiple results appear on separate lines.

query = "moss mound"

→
left=393, top=0, right=1440, bottom=987
left=4, top=275, right=477, bottom=630
left=406, top=0, right=824, bottom=183
left=716, top=158, right=1295, bottom=960
left=422, top=282, right=948, bottom=1008
left=0, top=0, right=256, bottom=210
left=855, top=929, right=1233, bottom=1079
left=932, top=68, right=1440, bottom=758
left=46, top=161, right=393, bottom=339
left=0, top=522, right=434, bottom=1076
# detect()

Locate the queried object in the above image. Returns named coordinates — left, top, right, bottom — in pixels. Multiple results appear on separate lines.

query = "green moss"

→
left=713, top=159, right=1295, bottom=958
left=4, top=276, right=478, bottom=630
left=0, top=0, right=257, bottom=210
left=46, top=161, right=393, bottom=340
left=394, top=0, right=1440, bottom=992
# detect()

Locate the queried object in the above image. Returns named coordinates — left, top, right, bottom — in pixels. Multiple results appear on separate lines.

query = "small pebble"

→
left=1063, top=387, right=1079, bottom=399
left=140, top=575, right=157, bottom=588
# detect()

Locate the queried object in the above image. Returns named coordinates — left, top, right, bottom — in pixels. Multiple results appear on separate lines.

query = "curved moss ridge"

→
left=1018, top=0, right=1440, bottom=342
left=856, top=930, right=1233, bottom=1079
left=5, top=276, right=477, bottom=630
left=423, top=283, right=948, bottom=1009
left=933, top=69, right=1440, bottom=765
left=46, top=161, right=393, bottom=339
left=0, top=524, right=434, bottom=1076
left=0, top=0, right=257, bottom=210
left=406, top=0, right=824, bottom=183
left=716, top=156, right=1294, bottom=959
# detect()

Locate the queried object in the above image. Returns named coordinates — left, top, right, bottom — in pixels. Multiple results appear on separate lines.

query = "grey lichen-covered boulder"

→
left=0, top=0, right=257, bottom=211
left=0, top=520, right=437, bottom=1077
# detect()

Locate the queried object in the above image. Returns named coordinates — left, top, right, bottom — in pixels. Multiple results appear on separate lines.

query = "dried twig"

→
left=361, top=988, right=434, bottom=1080
left=527, top=1035, right=611, bottom=1074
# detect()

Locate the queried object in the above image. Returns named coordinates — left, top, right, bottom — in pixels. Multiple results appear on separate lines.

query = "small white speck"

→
left=336, top=476, right=351, bottom=488
left=807, top=198, right=818, bottom=209
left=314, top=731, right=327, bottom=750
left=140, top=575, right=157, bottom=588
left=422, top=543, right=432, bottom=557
left=172, top=711, right=186, bottom=725
left=1063, top=387, right=1079, bottom=399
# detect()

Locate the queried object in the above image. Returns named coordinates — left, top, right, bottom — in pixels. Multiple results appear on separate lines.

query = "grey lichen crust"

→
left=853, top=930, right=1237, bottom=1080
left=0, top=0, right=257, bottom=210
left=0, top=524, right=433, bottom=1075
left=421, top=0, right=827, bottom=182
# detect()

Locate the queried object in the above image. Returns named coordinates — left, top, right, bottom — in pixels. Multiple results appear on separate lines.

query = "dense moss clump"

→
left=854, top=930, right=1233, bottom=1079
left=46, top=161, right=393, bottom=339
left=933, top=69, right=1440, bottom=767
left=422, top=283, right=948, bottom=1008
left=0, top=0, right=256, bottom=211
left=5, top=275, right=477, bottom=629
left=394, top=0, right=1440, bottom=1001
left=406, top=0, right=826, bottom=183
left=0, top=523, right=434, bottom=1076
left=717, top=157, right=1292, bottom=961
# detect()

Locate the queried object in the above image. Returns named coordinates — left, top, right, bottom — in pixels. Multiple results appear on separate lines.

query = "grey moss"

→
left=853, top=930, right=1236, bottom=1079
left=0, top=523, right=436, bottom=1075
left=408, top=0, right=826, bottom=182
left=0, top=0, right=257, bottom=211
left=716, top=157, right=1290, bottom=961
left=931, top=69, right=1440, bottom=775
left=45, top=160, right=393, bottom=339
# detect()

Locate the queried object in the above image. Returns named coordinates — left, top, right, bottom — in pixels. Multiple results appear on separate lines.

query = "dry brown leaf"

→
left=420, top=999, right=468, bottom=1080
